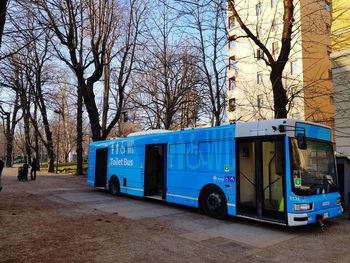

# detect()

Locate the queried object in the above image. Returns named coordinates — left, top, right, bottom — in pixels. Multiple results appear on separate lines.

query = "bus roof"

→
left=89, top=119, right=332, bottom=147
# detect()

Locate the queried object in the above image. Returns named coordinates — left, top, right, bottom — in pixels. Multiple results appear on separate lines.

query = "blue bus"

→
left=87, top=119, right=343, bottom=226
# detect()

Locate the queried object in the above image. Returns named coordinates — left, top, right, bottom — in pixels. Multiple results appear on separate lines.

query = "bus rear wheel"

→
left=200, top=185, right=227, bottom=219
left=109, top=176, right=120, bottom=196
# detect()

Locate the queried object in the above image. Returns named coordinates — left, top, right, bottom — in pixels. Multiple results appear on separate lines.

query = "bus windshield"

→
left=290, top=139, right=338, bottom=196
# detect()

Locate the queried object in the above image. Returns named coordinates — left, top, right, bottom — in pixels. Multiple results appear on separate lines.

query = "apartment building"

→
left=227, top=0, right=335, bottom=131
left=331, top=0, right=350, bottom=158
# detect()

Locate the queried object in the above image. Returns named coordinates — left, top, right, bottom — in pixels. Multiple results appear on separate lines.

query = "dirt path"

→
left=1, top=168, right=350, bottom=263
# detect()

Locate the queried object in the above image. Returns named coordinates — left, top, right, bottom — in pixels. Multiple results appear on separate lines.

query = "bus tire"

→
left=200, top=185, right=227, bottom=219
left=109, top=176, right=120, bottom=196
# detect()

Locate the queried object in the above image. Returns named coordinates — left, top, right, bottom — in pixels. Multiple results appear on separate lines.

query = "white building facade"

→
left=227, top=0, right=335, bottom=132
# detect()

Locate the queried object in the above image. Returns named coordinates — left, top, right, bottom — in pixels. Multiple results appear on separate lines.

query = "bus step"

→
left=145, top=195, right=164, bottom=201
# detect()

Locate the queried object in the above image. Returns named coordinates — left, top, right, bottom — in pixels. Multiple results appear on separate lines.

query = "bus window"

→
left=262, top=141, right=284, bottom=214
left=238, top=142, right=256, bottom=211
left=290, top=139, right=338, bottom=196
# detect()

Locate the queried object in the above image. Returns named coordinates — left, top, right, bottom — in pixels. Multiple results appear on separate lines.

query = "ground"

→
left=1, top=168, right=350, bottom=263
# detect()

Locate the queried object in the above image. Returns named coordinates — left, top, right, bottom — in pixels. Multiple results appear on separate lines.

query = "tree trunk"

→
left=270, top=67, right=288, bottom=118
left=43, top=118, right=55, bottom=173
left=6, top=134, right=13, bottom=167
left=34, top=104, right=40, bottom=160
left=47, top=144, right=55, bottom=173
left=35, top=74, right=55, bottom=173
left=0, top=0, right=7, bottom=47
left=76, top=83, right=84, bottom=175
left=214, top=111, right=220, bottom=127
left=102, top=49, right=111, bottom=134
left=23, top=108, right=31, bottom=164
left=77, top=74, right=101, bottom=141
left=4, top=112, right=12, bottom=167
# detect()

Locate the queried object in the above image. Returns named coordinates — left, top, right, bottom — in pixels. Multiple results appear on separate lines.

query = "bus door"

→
left=144, top=144, right=167, bottom=200
left=236, top=137, right=286, bottom=223
left=95, top=148, right=108, bottom=188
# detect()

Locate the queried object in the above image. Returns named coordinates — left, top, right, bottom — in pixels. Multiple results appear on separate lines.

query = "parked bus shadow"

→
left=91, top=187, right=346, bottom=234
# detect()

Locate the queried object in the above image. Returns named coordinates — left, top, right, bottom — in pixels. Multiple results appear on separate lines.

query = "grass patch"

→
left=39, top=162, right=88, bottom=175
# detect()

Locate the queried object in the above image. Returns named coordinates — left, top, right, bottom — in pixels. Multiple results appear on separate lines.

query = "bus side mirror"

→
left=296, top=134, right=307, bottom=149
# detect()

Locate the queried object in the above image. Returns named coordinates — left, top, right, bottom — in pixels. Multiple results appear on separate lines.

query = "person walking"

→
left=30, top=158, right=38, bottom=180
left=0, top=159, right=4, bottom=191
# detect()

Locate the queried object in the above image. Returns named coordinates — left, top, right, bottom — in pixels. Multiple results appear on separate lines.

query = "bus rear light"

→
left=294, top=203, right=313, bottom=211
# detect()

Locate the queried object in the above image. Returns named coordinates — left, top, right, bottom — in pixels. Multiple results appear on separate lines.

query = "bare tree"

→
left=34, top=0, right=144, bottom=140
left=25, top=37, right=56, bottom=172
left=0, top=51, right=33, bottom=164
left=134, top=47, right=202, bottom=130
left=1, top=3, right=58, bottom=171
left=0, top=0, right=8, bottom=47
left=130, top=0, right=204, bottom=130
left=177, top=0, right=227, bottom=126
left=0, top=88, right=22, bottom=167
left=32, top=0, right=145, bottom=174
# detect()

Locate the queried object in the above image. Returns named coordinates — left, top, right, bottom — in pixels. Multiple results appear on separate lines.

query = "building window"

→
left=272, top=41, right=279, bottom=55
left=229, top=16, right=235, bottom=29
left=290, top=61, right=298, bottom=75
left=256, top=48, right=264, bottom=60
left=229, top=37, right=234, bottom=49
left=257, top=94, right=264, bottom=108
left=329, top=95, right=334, bottom=105
left=229, top=78, right=235, bottom=90
left=325, top=0, right=331, bottom=11
left=229, top=57, right=235, bottom=69
left=271, top=0, right=277, bottom=8
left=257, top=71, right=263, bottom=84
left=228, top=98, right=236, bottom=112
left=256, top=2, right=262, bottom=16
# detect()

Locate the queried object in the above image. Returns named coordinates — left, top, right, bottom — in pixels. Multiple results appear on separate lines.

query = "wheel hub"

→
left=207, top=193, right=222, bottom=211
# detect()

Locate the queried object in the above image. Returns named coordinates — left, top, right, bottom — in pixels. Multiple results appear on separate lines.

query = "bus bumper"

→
left=287, top=205, right=343, bottom=226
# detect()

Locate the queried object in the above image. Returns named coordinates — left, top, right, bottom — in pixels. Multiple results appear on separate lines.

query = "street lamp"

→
left=54, top=109, right=62, bottom=174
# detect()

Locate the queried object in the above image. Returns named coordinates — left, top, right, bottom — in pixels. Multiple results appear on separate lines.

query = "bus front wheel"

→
left=200, top=185, right=227, bottom=219
left=109, top=176, right=120, bottom=196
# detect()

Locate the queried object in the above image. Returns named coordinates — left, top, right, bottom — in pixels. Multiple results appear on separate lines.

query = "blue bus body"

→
left=87, top=119, right=343, bottom=226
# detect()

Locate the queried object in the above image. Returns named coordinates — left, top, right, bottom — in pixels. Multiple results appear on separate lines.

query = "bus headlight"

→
left=294, top=203, right=313, bottom=211
left=337, top=198, right=341, bottom=205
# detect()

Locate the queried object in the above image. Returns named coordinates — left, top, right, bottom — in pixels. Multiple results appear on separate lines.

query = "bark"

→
left=5, top=112, right=13, bottom=167
left=76, top=83, right=83, bottom=175
left=19, top=90, right=32, bottom=164
left=270, top=68, right=288, bottom=118
left=0, top=0, right=7, bottom=47
left=102, top=48, right=111, bottom=134
left=33, top=103, right=40, bottom=160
